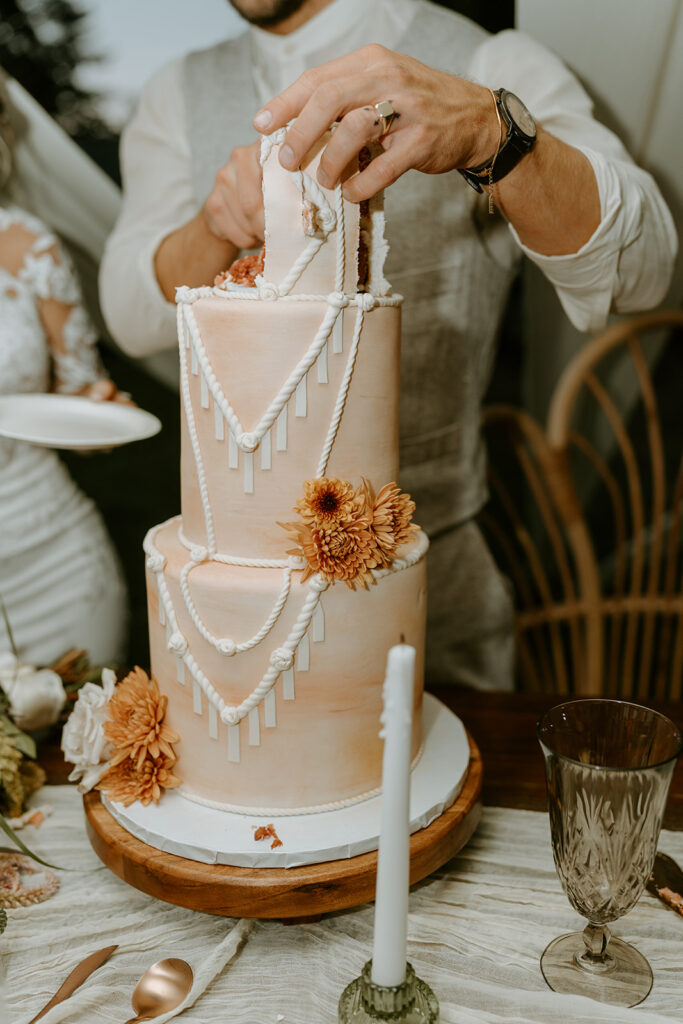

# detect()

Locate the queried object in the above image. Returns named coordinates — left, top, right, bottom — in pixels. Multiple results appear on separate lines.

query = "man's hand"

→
left=155, top=140, right=265, bottom=301
left=252, top=43, right=601, bottom=257
left=203, top=140, right=265, bottom=249
left=252, top=45, right=498, bottom=203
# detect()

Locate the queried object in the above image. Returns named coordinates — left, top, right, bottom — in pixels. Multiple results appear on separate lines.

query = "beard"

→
left=228, top=0, right=310, bottom=27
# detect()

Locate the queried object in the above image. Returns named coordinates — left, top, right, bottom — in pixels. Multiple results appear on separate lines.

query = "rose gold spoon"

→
left=122, top=958, right=193, bottom=1023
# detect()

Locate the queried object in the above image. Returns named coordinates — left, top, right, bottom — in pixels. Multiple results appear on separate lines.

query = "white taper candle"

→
left=371, top=643, right=415, bottom=987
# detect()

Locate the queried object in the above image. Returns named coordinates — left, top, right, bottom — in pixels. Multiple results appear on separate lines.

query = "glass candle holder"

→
left=538, top=698, right=682, bottom=1007
left=338, top=961, right=439, bottom=1023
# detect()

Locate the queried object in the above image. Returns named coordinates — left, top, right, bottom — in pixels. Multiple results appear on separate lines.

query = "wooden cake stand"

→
left=84, top=730, right=482, bottom=920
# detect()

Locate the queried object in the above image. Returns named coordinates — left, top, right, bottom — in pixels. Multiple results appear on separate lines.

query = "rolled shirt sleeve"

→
left=468, top=30, right=678, bottom=333
left=99, top=59, right=195, bottom=356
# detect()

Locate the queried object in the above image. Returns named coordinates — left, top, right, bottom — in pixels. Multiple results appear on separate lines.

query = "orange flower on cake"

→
left=98, top=748, right=181, bottom=808
left=97, top=667, right=181, bottom=807
left=362, top=479, right=418, bottom=559
left=281, top=477, right=418, bottom=590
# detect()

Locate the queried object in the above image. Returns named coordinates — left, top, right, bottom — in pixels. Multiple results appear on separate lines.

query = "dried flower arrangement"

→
left=96, top=668, right=181, bottom=807
left=280, top=477, right=419, bottom=589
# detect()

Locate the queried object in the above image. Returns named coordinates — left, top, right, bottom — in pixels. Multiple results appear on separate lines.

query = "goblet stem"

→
left=575, top=923, right=616, bottom=974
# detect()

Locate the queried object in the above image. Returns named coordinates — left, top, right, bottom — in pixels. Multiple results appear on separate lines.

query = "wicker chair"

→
left=479, top=309, right=683, bottom=698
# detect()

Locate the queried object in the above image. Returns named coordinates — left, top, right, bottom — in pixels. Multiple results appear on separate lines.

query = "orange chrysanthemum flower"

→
left=282, top=476, right=419, bottom=588
left=103, top=667, right=180, bottom=771
left=294, top=477, right=362, bottom=530
left=366, top=479, right=419, bottom=556
left=98, top=751, right=181, bottom=808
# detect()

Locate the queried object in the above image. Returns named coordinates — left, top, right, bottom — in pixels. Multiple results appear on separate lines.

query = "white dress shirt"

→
left=100, top=0, right=677, bottom=356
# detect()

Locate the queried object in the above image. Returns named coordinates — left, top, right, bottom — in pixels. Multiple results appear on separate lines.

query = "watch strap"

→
left=458, top=88, right=535, bottom=193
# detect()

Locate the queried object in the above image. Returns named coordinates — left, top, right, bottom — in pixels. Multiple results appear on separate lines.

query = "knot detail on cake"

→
left=237, top=432, right=259, bottom=453
left=255, top=277, right=279, bottom=301
left=146, top=552, right=166, bottom=573
left=220, top=706, right=241, bottom=727
left=270, top=648, right=294, bottom=672
left=190, top=545, right=209, bottom=565
left=174, top=285, right=194, bottom=304
left=217, top=638, right=237, bottom=657
left=327, top=291, right=349, bottom=310
left=309, top=575, right=330, bottom=593
left=356, top=293, right=377, bottom=313
left=167, top=632, right=188, bottom=656
left=287, top=555, right=307, bottom=571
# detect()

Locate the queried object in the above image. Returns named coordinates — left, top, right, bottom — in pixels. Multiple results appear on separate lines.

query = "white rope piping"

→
left=177, top=303, right=216, bottom=554
left=183, top=297, right=344, bottom=454
left=176, top=738, right=426, bottom=818
left=176, top=285, right=402, bottom=305
left=179, top=561, right=293, bottom=657
left=145, top=520, right=428, bottom=730
left=317, top=302, right=364, bottom=477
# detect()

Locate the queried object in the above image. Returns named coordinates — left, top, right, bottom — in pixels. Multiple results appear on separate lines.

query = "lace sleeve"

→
left=19, top=232, right=106, bottom=395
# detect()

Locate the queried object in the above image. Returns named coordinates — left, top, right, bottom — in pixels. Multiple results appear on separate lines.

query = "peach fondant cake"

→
left=141, top=131, right=429, bottom=816
left=75, top=136, right=413, bottom=831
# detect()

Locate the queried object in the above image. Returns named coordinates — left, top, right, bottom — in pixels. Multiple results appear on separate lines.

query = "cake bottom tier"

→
left=145, top=517, right=429, bottom=814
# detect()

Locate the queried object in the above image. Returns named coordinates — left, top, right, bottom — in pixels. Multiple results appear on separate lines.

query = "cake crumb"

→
left=252, top=823, right=283, bottom=849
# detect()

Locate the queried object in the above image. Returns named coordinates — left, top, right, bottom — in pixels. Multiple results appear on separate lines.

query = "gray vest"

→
left=183, top=1, right=518, bottom=688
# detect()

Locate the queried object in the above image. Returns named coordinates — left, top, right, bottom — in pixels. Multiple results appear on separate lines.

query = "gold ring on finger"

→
left=373, top=100, right=397, bottom=136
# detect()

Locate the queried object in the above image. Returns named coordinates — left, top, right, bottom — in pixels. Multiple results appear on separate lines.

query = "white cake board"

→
left=105, top=695, right=469, bottom=869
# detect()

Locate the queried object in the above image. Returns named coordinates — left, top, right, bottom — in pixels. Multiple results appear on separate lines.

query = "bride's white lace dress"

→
left=0, top=204, right=127, bottom=665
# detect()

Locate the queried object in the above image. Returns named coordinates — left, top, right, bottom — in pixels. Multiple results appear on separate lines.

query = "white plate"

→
left=0, top=394, right=162, bottom=449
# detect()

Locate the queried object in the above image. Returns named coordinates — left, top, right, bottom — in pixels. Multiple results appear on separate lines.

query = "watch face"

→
left=504, top=92, right=537, bottom=141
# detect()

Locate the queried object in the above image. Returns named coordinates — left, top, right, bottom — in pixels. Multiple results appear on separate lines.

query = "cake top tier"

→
left=225, top=127, right=391, bottom=299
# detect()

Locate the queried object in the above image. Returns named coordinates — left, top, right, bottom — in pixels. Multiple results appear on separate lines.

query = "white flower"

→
left=61, top=668, right=117, bottom=793
left=0, top=653, right=67, bottom=732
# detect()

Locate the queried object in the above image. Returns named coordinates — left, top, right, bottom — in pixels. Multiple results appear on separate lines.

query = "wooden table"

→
left=42, top=686, right=683, bottom=830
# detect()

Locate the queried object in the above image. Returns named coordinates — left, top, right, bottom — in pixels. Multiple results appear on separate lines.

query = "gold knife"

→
left=27, top=944, right=118, bottom=1024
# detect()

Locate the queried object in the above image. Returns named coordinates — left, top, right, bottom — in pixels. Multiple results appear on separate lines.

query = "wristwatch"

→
left=458, top=88, right=537, bottom=193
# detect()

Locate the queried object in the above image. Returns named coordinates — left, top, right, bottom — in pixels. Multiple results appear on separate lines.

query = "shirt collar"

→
left=250, top=0, right=376, bottom=66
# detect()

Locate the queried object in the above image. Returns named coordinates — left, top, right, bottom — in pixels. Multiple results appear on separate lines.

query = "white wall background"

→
left=517, top=0, right=683, bottom=419
left=76, top=0, right=245, bottom=129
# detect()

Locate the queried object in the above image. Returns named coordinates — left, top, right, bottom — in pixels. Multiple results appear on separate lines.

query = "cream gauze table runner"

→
left=3, top=786, right=683, bottom=1024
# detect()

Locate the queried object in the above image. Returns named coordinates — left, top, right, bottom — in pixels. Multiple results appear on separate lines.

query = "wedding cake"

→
left=141, top=131, right=429, bottom=816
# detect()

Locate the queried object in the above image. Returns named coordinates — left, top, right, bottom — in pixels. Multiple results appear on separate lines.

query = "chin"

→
left=228, top=0, right=309, bottom=28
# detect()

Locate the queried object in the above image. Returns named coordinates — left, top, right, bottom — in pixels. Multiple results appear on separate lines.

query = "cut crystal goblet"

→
left=537, top=699, right=681, bottom=1007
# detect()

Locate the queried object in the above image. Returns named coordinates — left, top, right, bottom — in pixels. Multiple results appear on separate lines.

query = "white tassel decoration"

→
left=228, top=724, right=240, bottom=763
left=261, top=428, right=271, bottom=469
left=276, top=405, right=287, bottom=450
left=158, top=597, right=166, bottom=627
left=176, top=658, right=185, bottom=685
left=208, top=703, right=218, bottom=740
left=282, top=665, right=295, bottom=700
left=193, top=681, right=202, bottom=715
left=312, top=599, right=325, bottom=642
left=214, top=403, right=225, bottom=441
left=297, top=632, right=310, bottom=671
left=296, top=374, right=307, bottom=417
left=191, top=345, right=199, bottom=376
left=229, top=430, right=239, bottom=469
left=200, top=371, right=209, bottom=409
left=265, top=688, right=277, bottom=727
left=333, top=308, right=344, bottom=354
left=248, top=706, right=260, bottom=746
left=243, top=451, right=254, bottom=493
